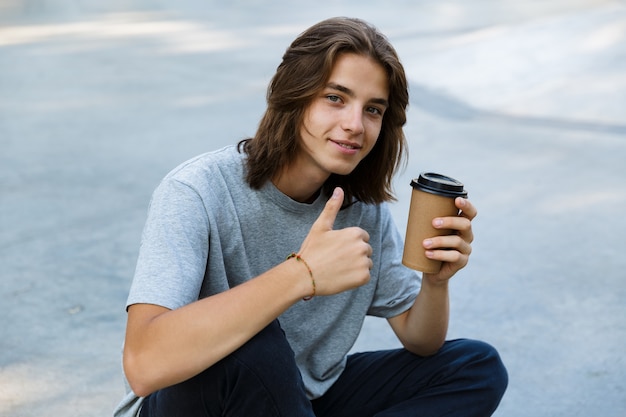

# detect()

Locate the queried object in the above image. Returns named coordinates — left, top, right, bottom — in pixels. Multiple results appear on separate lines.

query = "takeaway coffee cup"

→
left=402, top=172, right=468, bottom=273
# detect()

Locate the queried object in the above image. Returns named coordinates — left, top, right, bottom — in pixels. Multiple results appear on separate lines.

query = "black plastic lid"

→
left=410, top=172, right=468, bottom=198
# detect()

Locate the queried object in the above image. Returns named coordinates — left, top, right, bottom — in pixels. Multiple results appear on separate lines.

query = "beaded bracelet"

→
left=287, top=252, right=316, bottom=301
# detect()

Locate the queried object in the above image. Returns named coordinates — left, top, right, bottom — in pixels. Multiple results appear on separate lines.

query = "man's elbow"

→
left=123, top=350, right=157, bottom=398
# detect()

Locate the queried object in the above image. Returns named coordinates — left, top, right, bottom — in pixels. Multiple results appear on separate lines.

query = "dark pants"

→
left=140, top=320, right=507, bottom=417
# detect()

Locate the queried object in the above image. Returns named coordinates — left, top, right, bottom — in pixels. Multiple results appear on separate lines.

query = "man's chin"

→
left=331, top=166, right=358, bottom=176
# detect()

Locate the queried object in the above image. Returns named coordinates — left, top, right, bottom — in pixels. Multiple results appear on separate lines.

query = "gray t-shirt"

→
left=114, top=145, right=420, bottom=417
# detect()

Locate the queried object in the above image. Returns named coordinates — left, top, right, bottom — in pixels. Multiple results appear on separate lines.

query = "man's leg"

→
left=140, top=320, right=315, bottom=417
left=311, top=339, right=508, bottom=417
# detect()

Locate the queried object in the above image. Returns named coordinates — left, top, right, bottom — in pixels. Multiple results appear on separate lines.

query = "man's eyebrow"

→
left=327, top=82, right=389, bottom=108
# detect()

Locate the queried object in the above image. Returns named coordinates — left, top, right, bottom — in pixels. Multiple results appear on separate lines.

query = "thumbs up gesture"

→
left=296, top=187, right=373, bottom=296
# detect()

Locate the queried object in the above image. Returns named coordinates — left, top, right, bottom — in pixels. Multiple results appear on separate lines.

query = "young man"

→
left=115, top=17, right=507, bottom=417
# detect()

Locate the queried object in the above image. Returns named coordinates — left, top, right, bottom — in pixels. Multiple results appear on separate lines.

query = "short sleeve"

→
left=367, top=204, right=421, bottom=318
left=126, top=177, right=210, bottom=310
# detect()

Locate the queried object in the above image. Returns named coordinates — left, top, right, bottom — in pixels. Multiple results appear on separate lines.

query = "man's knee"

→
left=229, top=320, right=301, bottom=379
left=446, top=339, right=508, bottom=400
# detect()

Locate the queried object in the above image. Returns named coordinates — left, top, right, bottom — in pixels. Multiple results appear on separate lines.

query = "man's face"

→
left=297, top=53, right=389, bottom=181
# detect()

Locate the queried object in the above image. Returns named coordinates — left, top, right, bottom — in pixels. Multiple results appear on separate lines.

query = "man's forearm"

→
left=389, top=278, right=450, bottom=356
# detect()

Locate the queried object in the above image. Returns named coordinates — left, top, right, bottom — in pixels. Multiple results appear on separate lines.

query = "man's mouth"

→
left=332, top=140, right=360, bottom=150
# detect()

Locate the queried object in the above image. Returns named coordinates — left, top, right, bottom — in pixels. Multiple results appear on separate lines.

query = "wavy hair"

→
left=238, top=17, right=409, bottom=204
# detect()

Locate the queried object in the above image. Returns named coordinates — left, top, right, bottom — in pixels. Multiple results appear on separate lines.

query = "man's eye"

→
left=327, top=95, right=341, bottom=103
left=367, top=106, right=382, bottom=115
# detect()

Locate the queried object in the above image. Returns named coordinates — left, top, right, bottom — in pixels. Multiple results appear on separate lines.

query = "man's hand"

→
left=422, top=197, right=477, bottom=284
left=296, top=187, right=373, bottom=295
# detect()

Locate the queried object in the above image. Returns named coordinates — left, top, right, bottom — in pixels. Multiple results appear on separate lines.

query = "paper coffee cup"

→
left=402, top=172, right=468, bottom=273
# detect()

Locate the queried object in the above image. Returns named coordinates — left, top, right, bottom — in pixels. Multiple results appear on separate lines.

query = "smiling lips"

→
left=331, top=139, right=361, bottom=151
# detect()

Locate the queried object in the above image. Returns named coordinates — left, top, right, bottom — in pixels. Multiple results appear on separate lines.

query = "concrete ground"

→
left=1, top=1, right=625, bottom=416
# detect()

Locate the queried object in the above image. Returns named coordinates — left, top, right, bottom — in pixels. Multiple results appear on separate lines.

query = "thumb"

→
left=312, top=187, right=343, bottom=231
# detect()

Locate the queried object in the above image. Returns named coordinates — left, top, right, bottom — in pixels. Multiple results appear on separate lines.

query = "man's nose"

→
left=341, top=106, right=364, bottom=135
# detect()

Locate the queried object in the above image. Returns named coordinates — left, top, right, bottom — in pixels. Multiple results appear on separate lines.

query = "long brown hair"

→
left=238, top=17, right=409, bottom=204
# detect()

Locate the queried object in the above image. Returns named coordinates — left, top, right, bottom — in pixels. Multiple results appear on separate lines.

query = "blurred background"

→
left=1, top=1, right=625, bottom=416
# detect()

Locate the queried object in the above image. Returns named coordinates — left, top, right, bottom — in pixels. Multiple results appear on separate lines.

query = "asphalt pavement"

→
left=1, top=1, right=625, bottom=416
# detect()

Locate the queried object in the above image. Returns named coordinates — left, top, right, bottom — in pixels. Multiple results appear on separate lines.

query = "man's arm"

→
left=388, top=197, right=476, bottom=356
left=124, top=260, right=313, bottom=398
